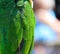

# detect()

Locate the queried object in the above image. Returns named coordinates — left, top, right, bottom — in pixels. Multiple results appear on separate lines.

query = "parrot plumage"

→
left=0, top=0, right=35, bottom=54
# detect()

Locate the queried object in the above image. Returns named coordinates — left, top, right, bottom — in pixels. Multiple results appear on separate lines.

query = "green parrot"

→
left=16, top=0, right=35, bottom=54
left=0, top=0, right=35, bottom=54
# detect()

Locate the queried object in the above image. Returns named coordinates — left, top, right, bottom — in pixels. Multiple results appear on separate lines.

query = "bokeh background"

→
left=33, top=0, right=60, bottom=54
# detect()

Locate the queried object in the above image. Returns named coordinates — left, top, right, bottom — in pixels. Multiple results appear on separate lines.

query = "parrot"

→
left=16, top=0, right=35, bottom=54
left=0, top=0, right=35, bottom=54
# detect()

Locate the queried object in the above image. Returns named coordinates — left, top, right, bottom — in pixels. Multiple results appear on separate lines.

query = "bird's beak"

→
left=30, top=0, right=32, bottom=4
left=29, top=0, right=33, bottom=8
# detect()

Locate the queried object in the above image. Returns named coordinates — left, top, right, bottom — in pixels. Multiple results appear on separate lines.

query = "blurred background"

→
left=55, top=0, right=60, bottom=20
left=33, top=0, right=60, bottom=54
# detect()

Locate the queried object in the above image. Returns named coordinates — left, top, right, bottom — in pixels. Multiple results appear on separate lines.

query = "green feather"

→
left=0, top=0, right=23, bottom=54
left=18, top=1, right=35, bottom=54
left=0, top=0, right=35, bottom=54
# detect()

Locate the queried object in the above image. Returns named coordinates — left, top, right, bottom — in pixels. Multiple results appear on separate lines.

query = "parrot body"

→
left=0, top=0, right=23, bottom=54
left=0, top=0, right=35, bottom=54
left=17, top=1, right=35, bottom=54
